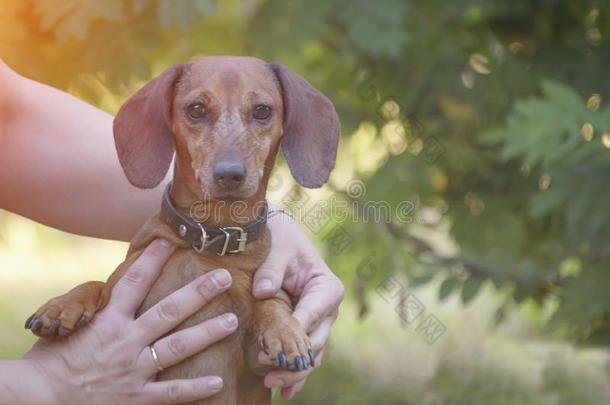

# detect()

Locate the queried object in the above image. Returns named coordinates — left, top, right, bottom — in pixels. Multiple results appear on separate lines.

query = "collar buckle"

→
left=218, top=226, right=248, bottom=256
left=192, top=223, right=208, bottom=253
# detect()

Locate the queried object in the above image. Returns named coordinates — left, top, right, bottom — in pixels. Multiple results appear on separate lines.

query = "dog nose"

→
left=213, top=161, right=246, bottom=190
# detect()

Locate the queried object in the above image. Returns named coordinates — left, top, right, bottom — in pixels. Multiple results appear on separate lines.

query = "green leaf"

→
left=247, top=0, right=336, bottom=58
left=336, top=0, right=408, bottom=58
left=529, top=181, right=571, bottom=218
left=409, top=273, right=435, bottom=287
left=550, top=264, right=610, bottom=343
left=438, top=276, right=459, bottom=301
left=479, top=80, right=595, bottom=169
left=450, top=200, right=526, bottom=272
left=461, top=278, right=483, bottom=304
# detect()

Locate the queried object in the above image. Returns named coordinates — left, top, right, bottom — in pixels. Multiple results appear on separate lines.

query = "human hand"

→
left=23, top=239, right=238, bottom=404
left=252, top=215, right=345, bottom=399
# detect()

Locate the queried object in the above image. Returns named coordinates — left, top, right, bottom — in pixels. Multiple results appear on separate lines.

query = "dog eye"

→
left=186, top=102, right=206, bottom=119
left=253, top=105, right=272, bottom=120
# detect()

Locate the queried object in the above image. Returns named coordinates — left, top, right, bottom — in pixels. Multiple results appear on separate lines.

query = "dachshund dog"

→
left=25, top=56, right=340, bottom=404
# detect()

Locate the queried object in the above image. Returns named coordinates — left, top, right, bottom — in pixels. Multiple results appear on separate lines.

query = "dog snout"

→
left=213, top=160, right=246, bottom=190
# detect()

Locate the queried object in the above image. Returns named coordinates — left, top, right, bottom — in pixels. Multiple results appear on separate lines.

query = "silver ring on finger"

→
left=149, top=345, right=164, bottom=372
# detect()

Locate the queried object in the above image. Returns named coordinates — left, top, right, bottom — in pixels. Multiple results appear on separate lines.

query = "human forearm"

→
left=0, top=359, right=58, bottom=404
left=0, top=59, right=169, bottom=241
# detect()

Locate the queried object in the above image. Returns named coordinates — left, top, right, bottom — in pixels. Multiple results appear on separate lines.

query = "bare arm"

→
left=0, top=360, right=55, bottom=404
left=0, top=59, right=170, bottom=241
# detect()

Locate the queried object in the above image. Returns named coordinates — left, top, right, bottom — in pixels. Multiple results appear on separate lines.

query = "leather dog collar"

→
left=160, top=184, right=268, bottom=255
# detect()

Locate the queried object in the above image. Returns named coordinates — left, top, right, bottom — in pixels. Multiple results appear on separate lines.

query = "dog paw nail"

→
left=25, top=314, right=35, bottom=329
left=76, top=315, right=88, bottom=328
left=295, top=356, right=304, bottom=371
left=42, top=320, right=60, bottom=336
left=308, top=350, right=315, bottom=367
left=278, top=352, right=287, bottom=368
left=30, top=319, right=42, bottom=332
left=296, top=356, right=307, bottom=371
left=258, top=337, right=270, bottom=354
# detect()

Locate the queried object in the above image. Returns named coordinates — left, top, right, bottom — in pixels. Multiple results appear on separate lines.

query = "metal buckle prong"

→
left=217, top=226, right=248, bottom=256
left=193, top=223, right=208, bottom=253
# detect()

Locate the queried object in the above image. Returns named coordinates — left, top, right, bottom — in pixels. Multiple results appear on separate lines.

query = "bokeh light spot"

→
left=581, top=122, right=594, bottom=141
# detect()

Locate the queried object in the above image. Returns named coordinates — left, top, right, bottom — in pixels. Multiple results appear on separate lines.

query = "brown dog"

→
left=24, top=56, right=340, bottom=404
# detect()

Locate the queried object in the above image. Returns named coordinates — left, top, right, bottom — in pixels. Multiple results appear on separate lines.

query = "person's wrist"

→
left=20, top=357, right=68, bottom=405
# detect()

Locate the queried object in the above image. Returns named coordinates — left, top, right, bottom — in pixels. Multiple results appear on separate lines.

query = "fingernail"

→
left=207, top=377, right=223, bottom=390
left=272, top=379, right=285, bottom=388
left=221, top=313, right=238, bottom=329
left=158, top=239, right=171, bottom=248
left=212, top=269, right=231, bottom=288
left=255, top=278, right=273, bottom=293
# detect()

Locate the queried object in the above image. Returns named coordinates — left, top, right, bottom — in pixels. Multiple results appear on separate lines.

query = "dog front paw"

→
left=25, top=281, right=106, bottom=338
left=258, top=317, right=313, bottom=372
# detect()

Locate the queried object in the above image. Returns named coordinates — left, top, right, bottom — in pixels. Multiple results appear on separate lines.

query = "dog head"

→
left=113, top=56, right=340, bottom=200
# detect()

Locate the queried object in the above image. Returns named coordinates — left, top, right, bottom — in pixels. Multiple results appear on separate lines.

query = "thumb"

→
left=252, top=248, right=289, bottom=299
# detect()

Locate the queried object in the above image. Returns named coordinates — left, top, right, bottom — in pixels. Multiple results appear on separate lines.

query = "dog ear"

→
left=270, top=63, right=340, bottom=188
left=113, top=64, right=184, bottom=189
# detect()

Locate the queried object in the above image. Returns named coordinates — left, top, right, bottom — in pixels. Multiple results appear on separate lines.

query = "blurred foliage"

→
left=272, top=291, right=610, bottom=405
left=1, top=0, right=610, bottom=351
